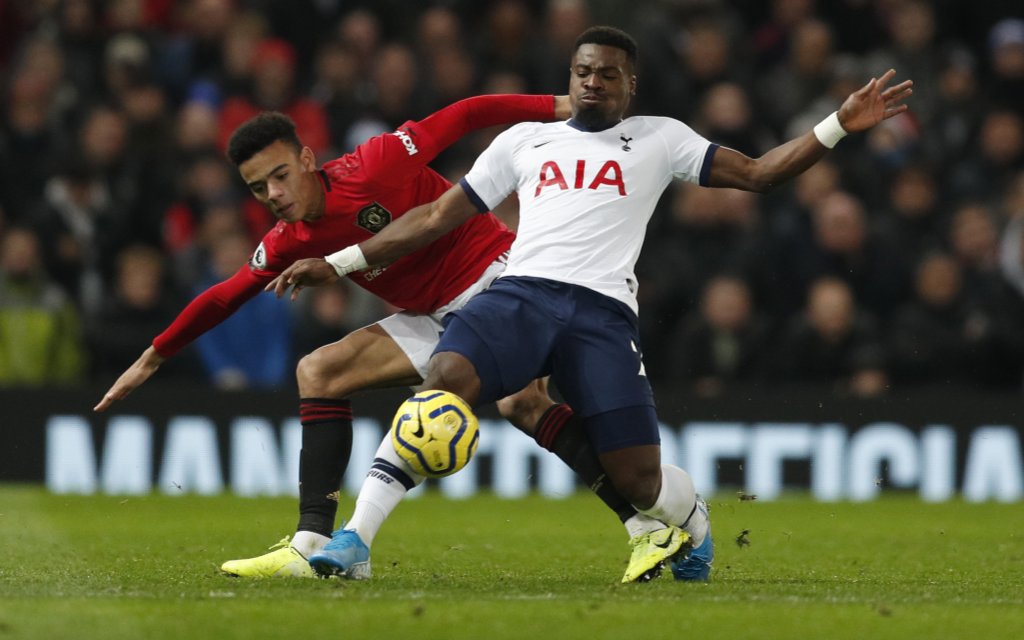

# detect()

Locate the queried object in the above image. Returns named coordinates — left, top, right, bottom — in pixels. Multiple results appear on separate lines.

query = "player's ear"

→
left=629, top=75, right=637, bottom=96
left=299, top=146, right=317, bottom=171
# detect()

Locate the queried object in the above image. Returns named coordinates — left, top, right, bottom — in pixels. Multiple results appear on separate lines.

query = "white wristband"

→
left=813, top=111, right=848, bottom=149
left=325, top=245, right=368, bottom=276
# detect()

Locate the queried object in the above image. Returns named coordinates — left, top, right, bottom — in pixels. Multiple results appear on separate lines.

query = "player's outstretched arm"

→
left=326, top=184, right=479, bottom=278
left=94, top=267, right=267, bottom=410
left=94, top=346, right=165, bottom=412
left=708, top=69, right=912, bottom=192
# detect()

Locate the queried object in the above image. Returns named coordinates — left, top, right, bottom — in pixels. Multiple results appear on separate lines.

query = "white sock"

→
left=623, top=513, right=667, bottom=539
left=290, top=531, right=330, bottom=557
left=344, top=436, right=425, bottom=547
left=637, top=464, right=697, bottom=532
left=683, top=496, right=710, bottom=548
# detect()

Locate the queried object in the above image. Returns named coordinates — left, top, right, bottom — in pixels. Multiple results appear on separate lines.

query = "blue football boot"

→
left=308, top=529, right=371, bottom=580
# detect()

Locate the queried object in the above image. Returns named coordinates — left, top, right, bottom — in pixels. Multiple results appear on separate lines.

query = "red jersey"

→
left=153, top=94, right=556, bottom=357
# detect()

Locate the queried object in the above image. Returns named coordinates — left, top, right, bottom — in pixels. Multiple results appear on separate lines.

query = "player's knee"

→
left=423, top=353, right=480, bottom=406
left=296, top=347, right=351, bottom=397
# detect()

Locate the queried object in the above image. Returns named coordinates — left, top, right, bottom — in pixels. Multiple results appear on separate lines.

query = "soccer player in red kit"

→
left=93, top=94, right=644, bottom=578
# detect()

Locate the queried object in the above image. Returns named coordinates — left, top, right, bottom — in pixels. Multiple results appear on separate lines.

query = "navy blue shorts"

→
left=436, top=276, right=656, bottom=419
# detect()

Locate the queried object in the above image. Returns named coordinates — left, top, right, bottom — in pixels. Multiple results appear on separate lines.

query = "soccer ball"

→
left=390, top=390, right=480, bottom=478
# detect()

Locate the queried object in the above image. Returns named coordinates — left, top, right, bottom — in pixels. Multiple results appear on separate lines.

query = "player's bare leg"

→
left=221, top=323, right=421, bottom=578
left=594, top=421, right=711, bottom=582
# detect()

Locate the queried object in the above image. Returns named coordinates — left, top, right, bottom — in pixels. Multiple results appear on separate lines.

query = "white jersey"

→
left=460, top=116, right=717, bottom=314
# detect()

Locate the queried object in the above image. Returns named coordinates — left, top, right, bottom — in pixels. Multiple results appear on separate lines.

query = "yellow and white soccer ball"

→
left=390, top=390, right=480, bottom=478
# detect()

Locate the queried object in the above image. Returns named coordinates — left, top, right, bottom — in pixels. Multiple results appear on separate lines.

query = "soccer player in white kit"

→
left=277, top=26, right=912, bottom=583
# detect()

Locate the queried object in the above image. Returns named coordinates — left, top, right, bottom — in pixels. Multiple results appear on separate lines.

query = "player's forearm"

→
left=460, top=94, right=558, bottom=129
left=362, top=200, right=458, bottom=266
left=419, top=95, right=557, bottom=151
left=709, top=131, right=830, bottom=193
left=152, top=269, right=262, bottom=357
left=329, top=187, right=476, bottom=276
left=752, top=131, right=831, bottom=191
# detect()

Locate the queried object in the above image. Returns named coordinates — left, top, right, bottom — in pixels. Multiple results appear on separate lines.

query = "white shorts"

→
left=377, top=256, right=507, bottom=378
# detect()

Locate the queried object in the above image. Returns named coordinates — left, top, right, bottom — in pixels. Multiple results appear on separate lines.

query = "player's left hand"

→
left=837, top=69, right=913, bottom=133
left=266, top=258, right=340, bottom=300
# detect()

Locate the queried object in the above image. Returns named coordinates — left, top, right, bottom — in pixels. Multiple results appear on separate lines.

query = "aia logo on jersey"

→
left=535, top=160, right=627, bottom=197
left=356, top=203, right=392, bottom=234
left=249, top=242, right=268, bottom=270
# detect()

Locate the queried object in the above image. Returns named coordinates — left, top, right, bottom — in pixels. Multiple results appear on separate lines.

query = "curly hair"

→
left=226, top=111, right=303, bottom=166
left=573, top=26, right=638, bottom=68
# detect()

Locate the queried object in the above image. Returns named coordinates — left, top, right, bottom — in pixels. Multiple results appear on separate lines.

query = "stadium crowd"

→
left=1, top=0, right=1023, bottom=397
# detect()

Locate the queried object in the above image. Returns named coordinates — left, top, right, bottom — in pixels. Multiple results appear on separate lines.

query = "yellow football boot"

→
left=622, top=526, right=690, bottom=583
left=220, top=536, right=316, bottom=578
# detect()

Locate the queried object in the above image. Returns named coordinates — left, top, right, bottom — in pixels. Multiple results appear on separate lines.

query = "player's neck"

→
left=305, top=172, right=327, bottom=221
left=567, top=117, right=621, bottom=132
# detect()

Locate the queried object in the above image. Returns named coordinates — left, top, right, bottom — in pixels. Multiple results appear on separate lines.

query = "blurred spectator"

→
left=665, top=274, right=772, bottom=396
left=56, top=0, right=104, bottom=102
left=767, top=190, right=910, bottom=319
left=424, top=47, right=477, bottom=112
left=863, top=111, right=922, bottom=174
left=368, top=44, right=421, bottom=127
left=217, top=38, right=330, bottom=157
left=773, top=277, right=888, bottom=397
left=293, top=282, right=359, bottom=359
left=924, top=47, right=984, bottom=169
left=311, top=42, right=363, bottom=152
left=417, top=5, right=465, bottom=60
left=175, top=98, right=221, bottom=155
left=161, top=152, right=241, bottom=259
left=156, top=0, right=240, bottom=100
left=0, top=39, right=65, bottom=217
left=335, top=8, right=381, bottom=79
left=212, top=9, right=268, bottom=98
left=86, top=244, right=196, bottom=379
left=889, top=251, right=1023, bottom=388
left=950, top=109, right=1024, bottom=201
left=947, top=202, right=1003, bottom=298
left=875, top=164, right=945, bottom=265
left=0, top=227, right=85, bottom=385
left=637, top=183, right=762, bottom=376
left=192, top=231, right=292, bottom=389
left=476, top=0, right=541, bottom=89
left=339, top=43, right=418, bottom=150
left=169, top=202, right=246, bottom=291
left=667, top=19, right=747, bottom=121
left=757, top=18, right=835, bottom=134
left=29, top=155, right=124, bottom=314
left=533, top=0, right=592, bottom=94
left=867, top=0, right=942, bottom=126
left=985, top=17, right=1024, bottom=114
left=941, top=202, right=1024, bottom=387
left=749, top=0, right=817, bottom=70
left=696, top=82, right=775, bottom=157
left=73, top=104, right=162, bottom=245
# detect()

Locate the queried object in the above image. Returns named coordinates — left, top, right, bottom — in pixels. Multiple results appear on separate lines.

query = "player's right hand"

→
left=94, top=346, right=164, bottom=412
left=265, top=258, right=340, bottom=300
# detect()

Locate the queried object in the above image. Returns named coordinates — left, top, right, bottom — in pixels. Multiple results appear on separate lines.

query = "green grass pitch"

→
left=0, top=486, right=1021, bottom=639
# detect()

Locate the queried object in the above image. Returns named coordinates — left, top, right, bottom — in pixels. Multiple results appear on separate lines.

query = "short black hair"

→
left=226, top=111, right=302, bottom=166
left=573, top=26, right=638, bottom=68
